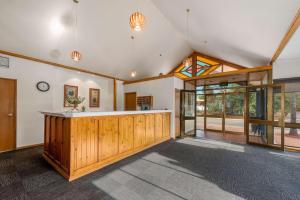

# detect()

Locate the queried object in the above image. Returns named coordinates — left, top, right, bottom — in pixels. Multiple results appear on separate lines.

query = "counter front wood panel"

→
left=43, top=112, right=171, bottom=181
left=119, top=116, right=134, bottom=154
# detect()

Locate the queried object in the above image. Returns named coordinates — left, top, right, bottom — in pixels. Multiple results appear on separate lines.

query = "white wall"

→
left=0, top=54, right=114, bottom=148
left=124, top=77, right=184, bottom=138
left=116, top=80, right=124, bottom=111
left=273, top=58, right=300, bottom=80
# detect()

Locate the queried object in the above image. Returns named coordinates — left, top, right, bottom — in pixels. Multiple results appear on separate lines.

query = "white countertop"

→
left=40, top=110, right=172, bottom=118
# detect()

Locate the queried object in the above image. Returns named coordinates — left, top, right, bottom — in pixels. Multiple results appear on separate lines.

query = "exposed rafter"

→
left=270, top=8, right=300, bottom=64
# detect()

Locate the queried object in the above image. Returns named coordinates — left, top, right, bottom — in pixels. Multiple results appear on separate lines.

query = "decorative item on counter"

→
left=81, top=105, right=86, bottom=112
left=66, top=96, right=85, bottom=112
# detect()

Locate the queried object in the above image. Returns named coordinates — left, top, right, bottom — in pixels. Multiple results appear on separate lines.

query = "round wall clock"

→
left=36, top=81, right=50, bottom=92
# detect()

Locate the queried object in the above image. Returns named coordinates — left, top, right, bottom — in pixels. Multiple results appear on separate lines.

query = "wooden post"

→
left=113, top=79, right=117, bottom=111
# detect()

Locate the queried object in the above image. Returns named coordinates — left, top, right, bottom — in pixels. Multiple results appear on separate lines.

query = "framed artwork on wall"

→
left=64, top=85, right=78, bottom=107
left=89, top=88, right=100, bottom=107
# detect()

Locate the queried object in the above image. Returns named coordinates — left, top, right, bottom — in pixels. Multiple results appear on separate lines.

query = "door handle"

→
left=8, top=113, right=13, bottom=117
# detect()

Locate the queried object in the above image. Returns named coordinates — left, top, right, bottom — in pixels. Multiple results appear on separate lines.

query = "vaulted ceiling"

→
left=0, top=0, right=299, bottom=80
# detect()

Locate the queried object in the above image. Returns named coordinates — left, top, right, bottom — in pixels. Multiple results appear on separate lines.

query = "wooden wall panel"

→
left=119, top=116, right=134, bottom=153
left=163, top=113, right=171, bottom=138
left=98, top=117, right=119, bottom=160
left=61, top=118, right=70, bottom=172
left=145, top=114, right=155, bottom=144
left=155, top=114, right=163, bottom=140
left=50, top=117, right=57, bottom=158
left=73, top=118, right=99, bottom=170
left=134, top=115, right=146, bottom=148
left=44, top=116, right=51, bottom=153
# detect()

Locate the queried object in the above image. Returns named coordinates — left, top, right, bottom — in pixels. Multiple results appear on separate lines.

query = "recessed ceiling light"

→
left=50, top=18, right=64, bottom=36
left=131, top=71, right=137, bottom=77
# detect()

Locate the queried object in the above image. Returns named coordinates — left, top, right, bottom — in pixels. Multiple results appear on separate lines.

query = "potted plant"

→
left=66, top=96, right=85, bottom=112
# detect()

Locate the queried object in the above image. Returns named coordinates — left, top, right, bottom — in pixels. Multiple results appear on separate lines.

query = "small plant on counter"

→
left=66, top=96, right=85, bottom=112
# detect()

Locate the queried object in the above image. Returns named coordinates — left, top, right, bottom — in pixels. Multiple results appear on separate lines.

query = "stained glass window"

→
left=175, top=55, right=239, bottom=78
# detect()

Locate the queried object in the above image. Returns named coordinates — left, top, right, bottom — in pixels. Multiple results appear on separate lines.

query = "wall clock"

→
left=36, top=81, right=50, bottom=92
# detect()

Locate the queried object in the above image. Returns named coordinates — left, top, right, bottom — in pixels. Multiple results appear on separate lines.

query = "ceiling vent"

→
left=0, top=56, right=9, bottom=68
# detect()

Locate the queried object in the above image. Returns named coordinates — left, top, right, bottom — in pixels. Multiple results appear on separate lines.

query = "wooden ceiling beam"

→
left=194, top=51, right=247, bottom=70
left=124, top=73, right=175, bottom=85
left=0, top=50, right=125, bottom=81
left=184, top=66, right=272, bottom=81
left=270, top=8, right=300, bottom=64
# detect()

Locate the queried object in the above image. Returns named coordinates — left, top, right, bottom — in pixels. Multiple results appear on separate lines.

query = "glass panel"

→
left=249, top=87, right=267, bottom=120
left=225, top=93, right=244, bottom=116
left=249, top=123, right=268, bottom=144
left=284, top=128, right=300, bottom=148
left=183, top=91, right=195, bottom=117
left=249, top=71, right=268, bottom=86
left=197, top=116, right=204, bottom=130
left=223, top=65, right=236, bottom=72
left=206, top=95, right=223, bottom=115
left=206, top=82, right=245, bottom=90
left=273, top=89, right=282, bottom=122
left=209, top=66, right=222, bottom=74
left=225, top=118, right=244, bottom=133
left=284, top=92, right=300, bottom=123
left=207, top=117, right=222, bottom=130
left=196, top=95, right=205, bottom=116
left=273, top=127, right=282, bottom=146
left=185, top=81, right=196, bottom=90
left=185, top=120, right=195, bottom=136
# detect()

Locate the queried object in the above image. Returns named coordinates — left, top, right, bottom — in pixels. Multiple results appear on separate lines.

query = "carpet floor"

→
left=1, top=138, right=300, bottom=200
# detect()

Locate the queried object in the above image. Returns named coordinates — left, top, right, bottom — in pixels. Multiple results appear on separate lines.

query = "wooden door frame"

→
left=124, top=92, right=137, bottom=111
left=0, top=77, right=17, bottom=152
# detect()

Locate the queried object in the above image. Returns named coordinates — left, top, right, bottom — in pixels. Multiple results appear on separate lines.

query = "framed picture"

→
left=89, top=88, right=100, bottom=107
left=64, top=85, right=78, bottom=107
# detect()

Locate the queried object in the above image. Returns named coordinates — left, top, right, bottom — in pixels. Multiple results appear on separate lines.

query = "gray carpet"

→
left=1, top=138, right=300, bottom=200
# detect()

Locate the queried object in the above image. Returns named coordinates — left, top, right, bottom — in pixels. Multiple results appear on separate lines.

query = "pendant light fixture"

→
left=129, top=12, right=146, bottom=32
left=183, top=9, right=192, bottom=67
left=129, top=0, right=145, bottom=32
left=71, top=0, right=81, bottom=62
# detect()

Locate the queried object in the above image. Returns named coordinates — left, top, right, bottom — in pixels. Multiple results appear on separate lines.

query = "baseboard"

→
left=17, top=143, right=44, bottom=150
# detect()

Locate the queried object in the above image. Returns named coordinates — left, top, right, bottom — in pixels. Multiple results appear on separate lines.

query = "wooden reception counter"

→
left=41, top=110, right=171, bottom=181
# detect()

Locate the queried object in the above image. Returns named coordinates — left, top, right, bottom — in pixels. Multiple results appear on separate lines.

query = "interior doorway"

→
left=0, top=78, right=17, bottom=152
left=124, top=92, right=137, bottom=111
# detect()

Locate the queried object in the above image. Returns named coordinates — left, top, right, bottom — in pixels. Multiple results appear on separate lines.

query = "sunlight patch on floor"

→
left=176, top=137, right=245, bottom=153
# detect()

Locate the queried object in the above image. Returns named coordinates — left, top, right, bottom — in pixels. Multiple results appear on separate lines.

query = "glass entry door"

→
left=181, top=90, right=196, bottom=137
left=224, top=93, right=245, bottom=133
left=206, top=94, right=224, bottom=131
left=248, top=85, right=284, bottom=149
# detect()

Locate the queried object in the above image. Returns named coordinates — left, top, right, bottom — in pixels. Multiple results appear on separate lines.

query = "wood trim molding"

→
left=184, top=66, right=272, bottom=81
left=113, top=79, right=117, bottom=111
left=168, top=51, right=247, bottom=74
left=194, top=51, right=247, bottom=70
left=270, top=8, right=300, bottom=64
left=124, top=73, right=175, bottom=85
left=0, top=50, right=125, bottom=81
left=16, top=143, right=44, bottom=150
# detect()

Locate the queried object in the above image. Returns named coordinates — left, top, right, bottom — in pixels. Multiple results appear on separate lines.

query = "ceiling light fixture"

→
left=129, top=12, right=146, bottom=32
left=71, top=0, right=81, bottom=62
left=131, top=71, right=137, bottom=77
left=183, top=9, right=192, bottom=67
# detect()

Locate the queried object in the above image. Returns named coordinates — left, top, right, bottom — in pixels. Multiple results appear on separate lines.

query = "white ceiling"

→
left=278, top=27, right=300, bottom=60
left=151, top=0, right=300, bottom=67
left=0, top=0, right=299, bottom=80
left=0, top=0, right=192, bottom=80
